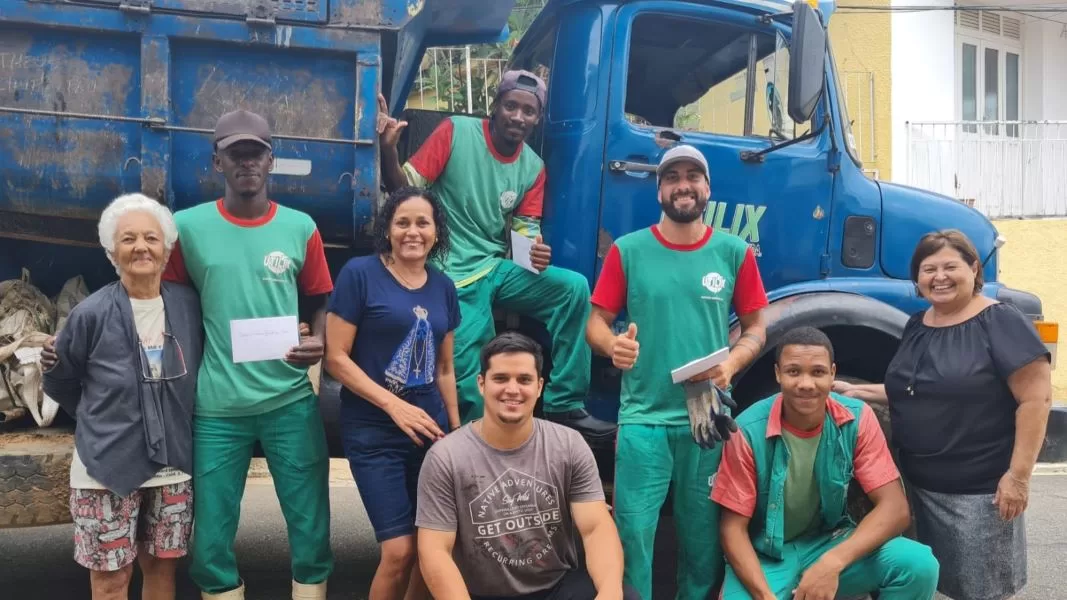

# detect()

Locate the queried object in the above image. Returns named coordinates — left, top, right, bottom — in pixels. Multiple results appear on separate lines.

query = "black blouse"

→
left=885, top=302, right=1049, bottom=495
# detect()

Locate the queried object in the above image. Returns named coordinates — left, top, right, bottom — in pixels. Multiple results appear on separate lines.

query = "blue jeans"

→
left=341, top=400, right=446, bottom=542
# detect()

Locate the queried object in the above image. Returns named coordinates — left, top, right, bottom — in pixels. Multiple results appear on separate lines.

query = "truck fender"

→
left=728, top=291, right=910, bottom=408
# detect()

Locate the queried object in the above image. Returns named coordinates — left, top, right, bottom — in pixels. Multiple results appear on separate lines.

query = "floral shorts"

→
left=70, top=481, right=193, bottom=571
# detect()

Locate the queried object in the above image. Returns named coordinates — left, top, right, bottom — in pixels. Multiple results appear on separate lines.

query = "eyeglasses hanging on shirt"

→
left=138, top=333, right=188, bottom=383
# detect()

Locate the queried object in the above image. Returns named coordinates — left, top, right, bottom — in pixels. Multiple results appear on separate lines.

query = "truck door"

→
left=598, top=2, right=836, bottom=294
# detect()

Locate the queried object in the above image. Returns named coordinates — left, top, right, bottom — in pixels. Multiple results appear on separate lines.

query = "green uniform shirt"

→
left=782, top=427, right=823, bottom=542
left=591, top=226, right=767, bottom=425
left=164, top=200, right=334, bottom=417
left=403, top=116, right=546, bottom=287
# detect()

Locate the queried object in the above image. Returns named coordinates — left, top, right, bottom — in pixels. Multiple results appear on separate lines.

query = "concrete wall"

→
left=827, top=0, right=893, bottom=181
left=889, top=0, right=955, bottom=185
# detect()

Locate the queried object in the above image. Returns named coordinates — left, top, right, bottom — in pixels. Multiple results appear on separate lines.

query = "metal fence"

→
left=410, top=46, right=509, bottom=116
left=907, top=121, right=1067, bottom=218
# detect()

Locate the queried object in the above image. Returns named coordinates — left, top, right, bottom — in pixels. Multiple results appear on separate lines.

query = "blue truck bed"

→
left=0, top=0, right=515, bottom=294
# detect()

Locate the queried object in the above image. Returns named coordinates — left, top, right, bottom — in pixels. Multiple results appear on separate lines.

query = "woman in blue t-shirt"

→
left=325, top=186, right=460, bottom=600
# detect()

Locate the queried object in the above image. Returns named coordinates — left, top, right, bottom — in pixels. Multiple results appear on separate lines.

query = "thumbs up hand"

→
left=611, top=322, right=640, bottom=371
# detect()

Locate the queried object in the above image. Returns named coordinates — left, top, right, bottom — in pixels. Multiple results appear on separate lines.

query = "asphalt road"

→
left=2, top=466, right=1066, bottom=600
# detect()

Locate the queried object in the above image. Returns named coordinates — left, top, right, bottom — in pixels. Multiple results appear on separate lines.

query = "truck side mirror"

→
left=788, top=1, right=827, bottom=123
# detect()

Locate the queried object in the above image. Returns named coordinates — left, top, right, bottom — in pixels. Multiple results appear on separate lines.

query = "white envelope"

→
left=671, top=347, right=730, bottom=384
left=510, top=231, right=539, bottom=274
left=230, top=316, right=300, bottom=364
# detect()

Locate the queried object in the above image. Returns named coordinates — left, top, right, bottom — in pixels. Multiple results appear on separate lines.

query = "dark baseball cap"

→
left=495, top=70, right=547, bottom=111
left=214, top=109, right=272, bottom=150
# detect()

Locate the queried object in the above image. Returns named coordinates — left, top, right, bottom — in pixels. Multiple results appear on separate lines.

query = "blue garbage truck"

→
left=0, top=0, right=1057, bottom=544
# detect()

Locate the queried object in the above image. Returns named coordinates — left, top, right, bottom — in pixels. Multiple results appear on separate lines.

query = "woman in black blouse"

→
left=834, top=229, right=1051, bottom=600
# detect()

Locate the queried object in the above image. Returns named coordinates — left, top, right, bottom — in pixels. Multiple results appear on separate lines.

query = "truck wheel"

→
left=0, top=428, right=74, bottom=528
left=836, top=376, right=918, bottom=540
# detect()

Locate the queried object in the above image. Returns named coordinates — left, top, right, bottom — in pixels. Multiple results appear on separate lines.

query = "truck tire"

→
left=0, top=428, right=74, bottom=528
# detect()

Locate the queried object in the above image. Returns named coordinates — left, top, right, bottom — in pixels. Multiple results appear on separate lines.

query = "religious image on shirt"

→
left=384, top=305, right=437, bottom=393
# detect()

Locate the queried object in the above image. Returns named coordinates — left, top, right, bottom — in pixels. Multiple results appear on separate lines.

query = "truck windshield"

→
left=623, top=13, right=810, bottom=142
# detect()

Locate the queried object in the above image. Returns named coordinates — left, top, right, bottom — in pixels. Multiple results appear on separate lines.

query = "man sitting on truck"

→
left=376, top=71, right=616, bottom=444
left=415, top=332, right=639, bottom=600
left=713, top=326, right=940, bottom=600
left=585, top=145, right=768, bottom=600
left=163, top=109, right=335, bottom=600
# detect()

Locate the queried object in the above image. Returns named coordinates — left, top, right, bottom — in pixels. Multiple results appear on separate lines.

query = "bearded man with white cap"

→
left=586, top=144, right=769, bottom=599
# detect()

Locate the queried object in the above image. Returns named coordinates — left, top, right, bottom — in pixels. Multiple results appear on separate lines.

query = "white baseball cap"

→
left=657, top=145, right=709, bottom=183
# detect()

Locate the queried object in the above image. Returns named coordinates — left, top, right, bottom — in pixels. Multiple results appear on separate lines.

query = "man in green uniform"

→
left=713, top=326, right=939, bottom=599
left=163, top=110, right=334, bottom=600
left=586, top=145, right=769, bottom=599
left=377, top=71, right=615, bottom=443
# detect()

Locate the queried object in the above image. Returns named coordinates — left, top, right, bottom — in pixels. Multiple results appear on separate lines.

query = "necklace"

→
left=385, top=258, right=426, bottom=289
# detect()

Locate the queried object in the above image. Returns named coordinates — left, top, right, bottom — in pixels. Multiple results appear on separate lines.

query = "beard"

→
left=660, top=190, right=708, bottom=224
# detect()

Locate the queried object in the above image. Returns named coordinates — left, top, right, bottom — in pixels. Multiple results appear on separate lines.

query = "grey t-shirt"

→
left=415, top=419, right=605, bottom=597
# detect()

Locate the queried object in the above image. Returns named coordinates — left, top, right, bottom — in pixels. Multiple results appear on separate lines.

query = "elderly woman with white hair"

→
left=42, top=193, right=203, bottom=600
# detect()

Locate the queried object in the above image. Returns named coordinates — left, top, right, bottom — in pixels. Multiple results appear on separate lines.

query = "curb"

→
left=1038, top=406, right=1067, bottom=464
left=1034, top=462, right=1067, bottom=475
left=246, top=458, right=354, bottom=486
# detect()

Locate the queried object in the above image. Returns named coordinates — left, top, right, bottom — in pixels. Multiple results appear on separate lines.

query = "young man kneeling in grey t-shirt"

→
left=416, top=332, right=639, bottom=600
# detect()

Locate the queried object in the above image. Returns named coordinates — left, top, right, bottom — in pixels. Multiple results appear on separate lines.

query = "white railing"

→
left=409, top=46, right=509, bottom=116
left=906, top=121, right=1067, bottom=218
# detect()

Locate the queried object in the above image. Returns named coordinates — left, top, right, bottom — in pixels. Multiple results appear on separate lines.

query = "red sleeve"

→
left=732, top=247, right=769, bottom=316
left=590, top=244, right=626, bottom=315
left=514, top=167, right=545, bottom=218
left=298, top=229, right=333, bottom=296
left=853, top=404, right=901, bottom=493
left=407, top=118, right=454, bottom=183
left=162, top=239, right=190, bottom=284
left=711, top=433, right=758, bottom=517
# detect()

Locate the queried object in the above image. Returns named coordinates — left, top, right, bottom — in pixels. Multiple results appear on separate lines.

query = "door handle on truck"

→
left=608, top=160, right=657, bottom=174
left=119, top=0, right=151, bottom=14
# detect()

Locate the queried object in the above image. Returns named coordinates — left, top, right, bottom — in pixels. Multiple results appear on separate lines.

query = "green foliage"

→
left=410, top=0, right=545, bottom=115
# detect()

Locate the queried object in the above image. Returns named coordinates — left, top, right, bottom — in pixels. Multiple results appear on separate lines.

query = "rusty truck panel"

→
left=0, top=0, right=514, bottom=294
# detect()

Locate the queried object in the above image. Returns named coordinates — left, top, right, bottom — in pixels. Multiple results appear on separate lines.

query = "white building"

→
left=892, top=0, right=1067, bottom=217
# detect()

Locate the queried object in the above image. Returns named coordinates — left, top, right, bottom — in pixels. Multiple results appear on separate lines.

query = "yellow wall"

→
left=992, top=219, right=1067, bottom=402
left=828, top=0, right=893, bottom=180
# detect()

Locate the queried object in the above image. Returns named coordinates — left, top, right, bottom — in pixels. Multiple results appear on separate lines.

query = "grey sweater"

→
left=44, top=281, right=203, bottom=496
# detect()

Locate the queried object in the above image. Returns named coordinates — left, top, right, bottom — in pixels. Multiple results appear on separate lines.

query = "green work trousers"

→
left=189, top=395, right=334, bottom=594
left=454, top=261, right=592, bottom=422
left=614, top=424, right=724, bottom=600
left=721, top=529, right=940, bottom=599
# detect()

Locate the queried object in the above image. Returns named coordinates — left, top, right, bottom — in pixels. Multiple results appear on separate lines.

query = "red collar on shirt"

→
left=216, top=199, right=277, bottom=227
left=481, top=119, right=523, bottom=164
left=650, top=224, right=713, bottom=251
left=766, top=394, right=856, bottom=439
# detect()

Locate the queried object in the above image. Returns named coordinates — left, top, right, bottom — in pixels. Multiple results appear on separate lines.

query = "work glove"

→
left=684, top=379, right=739, bottom=449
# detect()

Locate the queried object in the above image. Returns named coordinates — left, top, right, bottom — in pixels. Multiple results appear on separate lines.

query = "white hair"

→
left=97, top=193, right=178, bottom=270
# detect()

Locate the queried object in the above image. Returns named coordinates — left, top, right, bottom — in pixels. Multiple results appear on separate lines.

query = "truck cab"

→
left=483, top=0, right=1056, bottom=417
